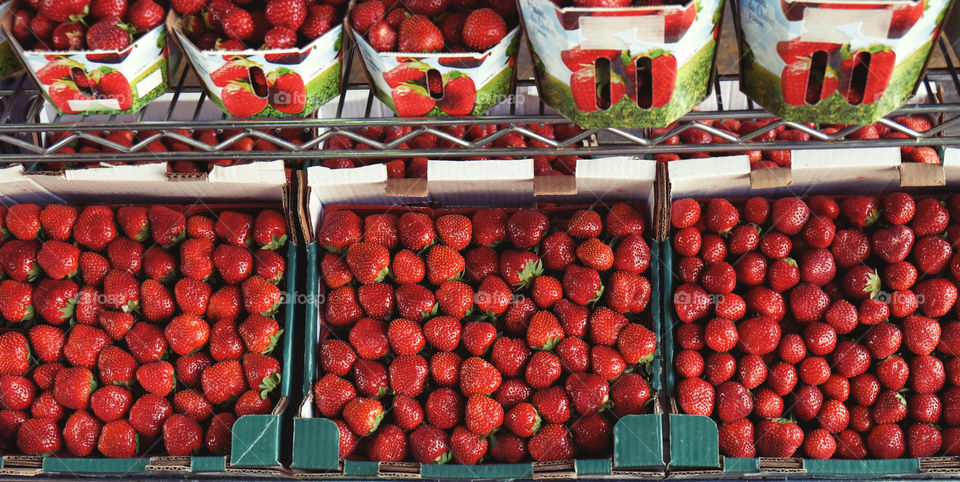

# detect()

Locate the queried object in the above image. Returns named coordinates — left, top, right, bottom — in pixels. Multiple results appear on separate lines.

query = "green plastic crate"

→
left=662, top=238, right=960, bottom=477
left=291, top=207, right=668, bottom=478
left=27, top=235, right=298, bottom=477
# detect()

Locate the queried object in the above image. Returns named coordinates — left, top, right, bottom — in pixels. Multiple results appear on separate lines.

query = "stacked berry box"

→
left=346, top=0, right=522, bottom=117
left=0, top=201, right=297, bottom=475
left=0, top=0, right=174, bottom=114
left=291, top=201, right=666, bottom=478
left=0, top=1, right=22, bottom=78
left=663, top=155, right=960, bottom=476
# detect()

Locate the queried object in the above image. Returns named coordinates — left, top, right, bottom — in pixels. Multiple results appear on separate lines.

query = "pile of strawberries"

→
left=11, top=0, right=165, bottom=51
left=315, top=204, right=656, bottom=464
left=350, top=0, right=515, bottom=53
left=46, top=128, right=310, bottom=173
left=0, top=203, right=288, bottom=458
left=671, top=193, right=960, bottom=459
left=657, top=115, right=940, bottom=166
left=174, top=0, right=343, bottom=51
left=321, top=123, right=585, bottom=178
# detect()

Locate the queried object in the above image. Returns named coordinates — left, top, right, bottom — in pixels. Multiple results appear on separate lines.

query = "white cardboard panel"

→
left=574, top=157, right=657, bottom=218
left=307, top=164, right=392, bottom=215
left=790, top=147, right=901, bottom=195
left=667, top=155, right=754, bottom=199
left=0, top=165, right=64, bottom=205
left=428, top=159, right=535, bottom=207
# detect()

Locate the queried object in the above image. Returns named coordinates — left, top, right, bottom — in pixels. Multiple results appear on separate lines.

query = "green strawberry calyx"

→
left=259, top=372, right=281, bottom=399
left=21, top=305, right=35, bottom=323
left=864, top=270, right=882, bottom=299
left=261, top=234, right=288, bottom=251
left=422, top=303, right=439, bottom=320
left=262, top=328, right=284, bottom=355
left=864, top=208, right=880, bottom=226
left=590, top=283, right=606, bottom=304
left=516, top=259, right=544, bottom=289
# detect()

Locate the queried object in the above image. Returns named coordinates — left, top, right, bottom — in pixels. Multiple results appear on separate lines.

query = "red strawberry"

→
left=398, top=14, right=443, bottom=53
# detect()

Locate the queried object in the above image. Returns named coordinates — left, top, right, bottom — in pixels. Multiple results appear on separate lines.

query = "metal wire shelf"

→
left=0, top=18, right=958, bottom=163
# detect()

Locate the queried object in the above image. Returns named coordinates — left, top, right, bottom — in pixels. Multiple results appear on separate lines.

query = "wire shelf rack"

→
left=0, top=9, right=958, bottom=163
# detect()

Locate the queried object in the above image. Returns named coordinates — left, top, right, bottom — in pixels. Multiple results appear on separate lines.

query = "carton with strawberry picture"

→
left=738, top=0, right=954, bottom=124
left=518, top=0, right=724, bottom=128
left=168, top=0, right=345, bottom=118
left=346, top=0, right=522, bottom=117
left=0, top=0, right=175, bottom=114
left=0, top=2, right=23, bottom=79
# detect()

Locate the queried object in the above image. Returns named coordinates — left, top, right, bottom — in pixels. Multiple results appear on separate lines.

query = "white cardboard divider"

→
left=574, top=156, right=657, bottom=218
left=667, top=155, right=754, bottom=200
left=668, top=147, right=904, bottom=201
left=307, top=164, right=393, bottom=209
left=0, top=165, right=64, bottom=205
left=789, top=147, right=901, bottom=195
left=427, top=159, right=535, bottom=207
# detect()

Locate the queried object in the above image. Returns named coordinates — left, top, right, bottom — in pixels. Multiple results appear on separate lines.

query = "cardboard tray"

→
left=0, top=165, right=297, bottom=476
left=286, top=165, right=669, bottom=478
left=518, top=0, right=725, bottom=128
left=0, top=0, right=178, bottom=115
left=661, top=147, right=960, bottom=476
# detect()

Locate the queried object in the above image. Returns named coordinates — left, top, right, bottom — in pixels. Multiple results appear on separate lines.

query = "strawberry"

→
left=39, top=205, right=77, bottom=241
left=205, top=413, right=235, bottom=455
left=389, top=354, right=429, bottom=397
left=17, top=418, right=62, bottom=456
left=528, top=423, right=573, bottom=462
left=562, top=265, right=602, bottom=306
left=86, top=17, right=132, bottom=50
left=409, top=424, right=451, bottom=464
left=867, top=423, right=905, bottom=459
left=63, top=410, right=100, bottom=457
left=351, top=0, right=384, bottom=34
left=343, top=397, right=384, bottom=437
left=368, top=424, right=408, bottom=462
left=398, top=14, right=443, bottom=52
left=345, top=242, right=390, bottom=285
left=0, top=280, right=34, bottom=324
left=90, top=385, right=131, bottom=423
left=461, top=8, right=505, bottom=52
left=241, top=275, right=281, bottom=315
left=162, top=414, right=203, bottom=456
left=301, top=4, right=337, bottom=40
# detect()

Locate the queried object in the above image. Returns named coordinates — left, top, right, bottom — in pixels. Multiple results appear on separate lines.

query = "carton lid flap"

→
left=209, top=160, right=286, bottom=184
left=64, top=163, right=168, bottom=181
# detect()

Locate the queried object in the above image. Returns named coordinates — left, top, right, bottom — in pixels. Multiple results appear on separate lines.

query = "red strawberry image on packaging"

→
left=570, top=65, right=626, bottom=112
left=266, top=68, right=306, bottom=115
left=560, top=47, right=619, bottom=72
left=391, top=83, right=435, bottom=117
left=221, top=80, right=268, bottom=117
left=210, top=59, right=258, bottom=87
left=775, top=38, right=841, bottom=64
left=47, top=79, right=93, bottom=114
left=839, top=45, right=895, bottom=106
left=437, top=74, right=476, bottom=116
left=384, top=61, right=429, bottom=89
left=625, top=49, right=677, bottom=109
left=781, top=58, right=838, bottom=106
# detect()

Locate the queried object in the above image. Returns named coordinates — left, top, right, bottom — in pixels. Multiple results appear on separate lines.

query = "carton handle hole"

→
left=426, top=69, right=444, bottom=99
left=595, top=57, right=612, bottom=110
left=70, top=68, right=92, bottom=96
left=804, top=50, right=829, bottom=105
left=845, top=51, right=871, bottom=105
left=634, top=56, right=653, bottom=109
left=249, top=66, right=268, bottom=98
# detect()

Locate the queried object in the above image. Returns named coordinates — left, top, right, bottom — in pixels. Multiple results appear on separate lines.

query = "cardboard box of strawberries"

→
left=168, top=0, right=344, bottom=117
left=0, top=0, right=174, bottom=115
left=346, top=0, right=522, bottom=117
left=518, top=0, right=724, bottom=129
left=737, top=0, right=954, bottom=124
left=664, top=153, right=960, bottom=475
left=0, top=166, right=297, bottom=475
left=287, top=163, right=667, bottom=476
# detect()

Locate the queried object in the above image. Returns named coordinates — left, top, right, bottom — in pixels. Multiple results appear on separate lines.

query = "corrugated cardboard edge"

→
left=900, top=161, right=946, bottom=187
